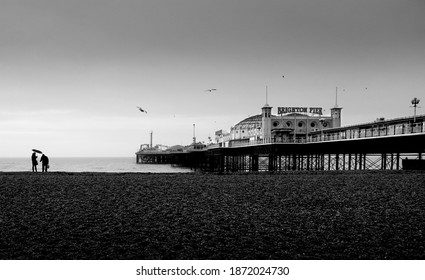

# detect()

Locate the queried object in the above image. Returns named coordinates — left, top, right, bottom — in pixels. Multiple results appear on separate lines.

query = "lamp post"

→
left=411, top=97, right=420, bottom=123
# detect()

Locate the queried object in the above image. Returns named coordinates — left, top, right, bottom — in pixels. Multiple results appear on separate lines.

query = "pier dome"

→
left=231, top=114, right=269, bottom=141
left=234, top=114, right=262, bottom=128
left=234, top=114, right=276, bottom=128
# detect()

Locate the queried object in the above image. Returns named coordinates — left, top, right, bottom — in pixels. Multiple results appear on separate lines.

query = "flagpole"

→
left=335, top=86, right=338, bottom=107
left=266, top=85, right=268, bottom=104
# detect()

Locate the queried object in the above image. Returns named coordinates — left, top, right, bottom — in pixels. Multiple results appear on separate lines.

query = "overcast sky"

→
left=1, top=0, right=424, bottom=157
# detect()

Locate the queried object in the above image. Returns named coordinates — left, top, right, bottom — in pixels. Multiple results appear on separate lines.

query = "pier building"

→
left=215, top=103, right=341, bottom=147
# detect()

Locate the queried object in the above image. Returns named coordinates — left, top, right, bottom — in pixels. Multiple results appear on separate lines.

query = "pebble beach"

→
left=1, top=171, right=425, bottom=260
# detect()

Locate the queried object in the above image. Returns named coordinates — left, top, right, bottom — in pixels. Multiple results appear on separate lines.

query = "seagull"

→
left=137, top=106, right=147, bottom=114
left=205, top=89, right=217, bottom=92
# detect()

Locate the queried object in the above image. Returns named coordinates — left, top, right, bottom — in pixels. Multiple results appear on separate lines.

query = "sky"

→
left=1, top=0, right=424, bottom=157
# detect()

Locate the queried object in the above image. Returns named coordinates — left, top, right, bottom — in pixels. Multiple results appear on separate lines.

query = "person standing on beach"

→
left=31, top=152, right=38, bottom=172
left=40, top=154, right=49, bottom=172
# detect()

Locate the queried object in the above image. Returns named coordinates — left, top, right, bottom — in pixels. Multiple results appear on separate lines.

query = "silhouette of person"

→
left=40, top=154, right=49, bottom=172
left=31, top=152, right=38, bottom=172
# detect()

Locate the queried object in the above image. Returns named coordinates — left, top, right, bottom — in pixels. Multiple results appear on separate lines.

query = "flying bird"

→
left=137, top=106, right=147, bottom=114
left=205, top=89, right=217, bottom=92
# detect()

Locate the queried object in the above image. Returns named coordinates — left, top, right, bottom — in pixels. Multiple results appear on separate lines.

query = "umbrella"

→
left=32, top=149, right=43, bottom=154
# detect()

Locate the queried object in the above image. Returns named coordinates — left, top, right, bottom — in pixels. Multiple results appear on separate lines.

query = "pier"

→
left=136, top=114, right=425, bottom=172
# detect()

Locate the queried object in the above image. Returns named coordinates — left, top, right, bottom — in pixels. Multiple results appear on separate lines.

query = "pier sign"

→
left=278, top=107, right=323, bottom=115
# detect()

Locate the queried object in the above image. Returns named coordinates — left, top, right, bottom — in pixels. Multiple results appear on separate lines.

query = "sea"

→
left=0, top=157, right=193, bottom=173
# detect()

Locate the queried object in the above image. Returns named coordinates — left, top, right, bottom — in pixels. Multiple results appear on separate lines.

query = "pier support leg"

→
left=306, top=154, right=310, bottom=171
left=328, top=154, right=331, bottom=170
left=278, top=155, right=282, bottom=171
left=251, top=155, right=259, bottom=172
left=381, top=153, right=387, bottom=170
left=362, top=153, right=366, bottom=170
left=390, top=153, right=394, bottom=170
left=354, top=154, right=357, bottom=170
left=335, top=154, right=340, bottom=171
left=396, top=153, right=400, bottom=170
left=219, top=155, right=225, bottom=173
left=348, top=154, right=352, bottom=170
left=268, top=154, right=273, bottom=172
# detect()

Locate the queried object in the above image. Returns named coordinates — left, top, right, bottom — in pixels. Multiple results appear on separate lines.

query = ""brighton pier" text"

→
left=278, top=107, right=323, bottom=115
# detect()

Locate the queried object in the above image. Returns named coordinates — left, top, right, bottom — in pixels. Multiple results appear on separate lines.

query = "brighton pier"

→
left=136, top=102, right=425, bottom=172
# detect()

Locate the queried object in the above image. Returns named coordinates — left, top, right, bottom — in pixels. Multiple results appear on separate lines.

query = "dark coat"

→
left=40, top=154, right=49, bottom=166
left=31, top=153, right=38, bottom=165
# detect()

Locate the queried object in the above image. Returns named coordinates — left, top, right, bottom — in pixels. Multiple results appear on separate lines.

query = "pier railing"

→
left=223, top=121, right=425, bottom=148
